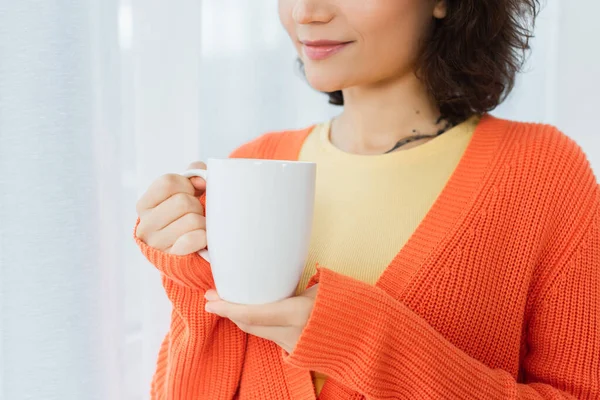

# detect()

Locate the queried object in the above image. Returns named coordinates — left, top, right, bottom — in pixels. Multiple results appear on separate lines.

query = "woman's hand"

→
left=204, top=285, right=319, bottom=354
left=135, top=162, right=208, bottom=255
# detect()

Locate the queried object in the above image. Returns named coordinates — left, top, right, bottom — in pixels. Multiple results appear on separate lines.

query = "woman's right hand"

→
left=135, top=162, right=208, bottom=256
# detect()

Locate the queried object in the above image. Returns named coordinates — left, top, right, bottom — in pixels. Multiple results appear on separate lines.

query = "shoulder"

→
left=510, top=119, right=588, bottom=160
left=483, top=116, right=598, bottom=243
left=491, top=115, right=599, bottom=255
left=503, top=119, right=600, bottom=310
left=229, top=126, right=316, bottom=160
left=488, top=115, right=597, bottom=193
left=493, top=115, right=587, bottom=159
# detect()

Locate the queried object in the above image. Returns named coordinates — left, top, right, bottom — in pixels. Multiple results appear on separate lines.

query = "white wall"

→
left=495, top=0, right=600, bottom=172
left=555, top=0, right=600, bottom=172
left=0, top=1, right=598, bottom=400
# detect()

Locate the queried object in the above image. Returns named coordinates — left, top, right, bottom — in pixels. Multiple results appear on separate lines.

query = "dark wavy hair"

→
left=303, top=0, right=540, bottom=124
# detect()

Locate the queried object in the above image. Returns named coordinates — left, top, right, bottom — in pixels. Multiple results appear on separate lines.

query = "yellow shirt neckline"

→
left=318, top=115, right=480, bottom=165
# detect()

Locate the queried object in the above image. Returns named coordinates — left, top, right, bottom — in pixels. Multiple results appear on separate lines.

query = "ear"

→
left=433, top=0, right=448, bottom=19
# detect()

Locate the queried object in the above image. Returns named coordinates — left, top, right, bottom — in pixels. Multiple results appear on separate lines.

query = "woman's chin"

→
left=301, top=66, right=345, bottom=92
left=306, top=77, right=345, bottom=94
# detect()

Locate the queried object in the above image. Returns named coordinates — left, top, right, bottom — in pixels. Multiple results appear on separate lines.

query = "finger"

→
left=138, top=193, right=204, bottom=234
left=187, top=161, right=207, bottom=170
left=169, top=229, right=208, bottom=256
left=273, top=340, right=289, bottom=353
left=146, top=213, right=206, bottom=250
left=186, top=161, right=207, bottom=193
left=205, top=299, right=295, bottom=327
left=204, top=290, right=220, bottom=301
left=190, top=177, right=206, bottom=194
left=136, top=174, right=195, bottom=215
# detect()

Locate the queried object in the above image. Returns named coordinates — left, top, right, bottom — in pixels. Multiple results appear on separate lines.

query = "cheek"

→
left=278, top=0, right=297, bottom=43
left=352, top=1, right=433, bottom=70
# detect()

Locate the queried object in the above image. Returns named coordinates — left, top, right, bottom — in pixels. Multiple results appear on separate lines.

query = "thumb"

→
left=186, top=161, right=207, bottom=192
left=301, top=284, right=319, bottom=299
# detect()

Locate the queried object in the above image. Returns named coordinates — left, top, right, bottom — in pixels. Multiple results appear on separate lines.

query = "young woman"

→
left=134, top=0, right=599, bottom=398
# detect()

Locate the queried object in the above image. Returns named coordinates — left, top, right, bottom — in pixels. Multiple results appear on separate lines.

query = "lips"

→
left=301, top=40, right=352, bottom=61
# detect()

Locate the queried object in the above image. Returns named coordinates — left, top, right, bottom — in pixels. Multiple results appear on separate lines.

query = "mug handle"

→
left=181, top=169, right=210, bottom=262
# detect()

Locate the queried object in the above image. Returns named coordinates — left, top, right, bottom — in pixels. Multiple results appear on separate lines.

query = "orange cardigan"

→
left=135, top=115, right=600, bottom=399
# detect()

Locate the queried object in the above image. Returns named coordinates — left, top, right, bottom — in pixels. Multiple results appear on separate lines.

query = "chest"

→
left=302, top=160, right=459, bottom=286
left=388, top=189, right=541, bottom=375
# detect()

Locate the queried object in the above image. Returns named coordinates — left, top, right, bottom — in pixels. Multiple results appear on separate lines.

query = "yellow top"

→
left=296, top=116, right=480, bottom=396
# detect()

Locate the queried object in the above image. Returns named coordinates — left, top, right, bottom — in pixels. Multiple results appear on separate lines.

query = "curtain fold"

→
left=0, top=1, right=116, bottom=399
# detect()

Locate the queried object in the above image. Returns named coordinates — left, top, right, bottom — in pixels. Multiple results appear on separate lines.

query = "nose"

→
left=292, top=0, right=334, bottom=25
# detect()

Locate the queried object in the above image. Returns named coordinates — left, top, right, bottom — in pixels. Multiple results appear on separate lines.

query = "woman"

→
left=134, top=0, right=600, bottom=398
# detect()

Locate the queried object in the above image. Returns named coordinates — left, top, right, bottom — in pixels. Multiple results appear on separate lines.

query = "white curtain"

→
left=0, top=1, right=598, bottom=399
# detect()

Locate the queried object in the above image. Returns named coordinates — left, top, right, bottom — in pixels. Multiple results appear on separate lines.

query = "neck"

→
left=331, top=73, right=444, bottom=155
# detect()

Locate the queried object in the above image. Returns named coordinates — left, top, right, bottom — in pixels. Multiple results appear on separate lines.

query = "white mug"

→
left=182, top=158, right=316, bottom=304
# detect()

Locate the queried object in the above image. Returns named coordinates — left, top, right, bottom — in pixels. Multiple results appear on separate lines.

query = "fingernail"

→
left=205, top=303, right=214, bottom=313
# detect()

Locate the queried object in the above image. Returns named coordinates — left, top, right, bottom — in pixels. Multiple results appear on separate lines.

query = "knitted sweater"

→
left=135, top=114, right=600, bottom=399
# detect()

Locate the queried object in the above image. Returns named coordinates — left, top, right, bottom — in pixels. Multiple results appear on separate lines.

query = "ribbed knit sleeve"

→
left=134, top=219, right=248, bottom=399
left=284, top=200, right=600, bottom=399
left=134, top=218, right=213, bottom=290
left=134, top=131, right=305, bottom=399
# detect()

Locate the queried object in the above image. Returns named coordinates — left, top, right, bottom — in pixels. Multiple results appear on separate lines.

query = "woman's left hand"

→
left=204, top=285, right=318, bottom=354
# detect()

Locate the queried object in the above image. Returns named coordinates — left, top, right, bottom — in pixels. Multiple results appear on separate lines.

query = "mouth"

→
left=300, top=40, right=353, bottom=61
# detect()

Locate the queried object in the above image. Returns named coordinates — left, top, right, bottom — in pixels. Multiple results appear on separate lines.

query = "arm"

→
left=135, top=221, right=247, bottom=400
left=134, top=135, right=277, bottom=399
left=284, top=207, right=600, bottom=399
